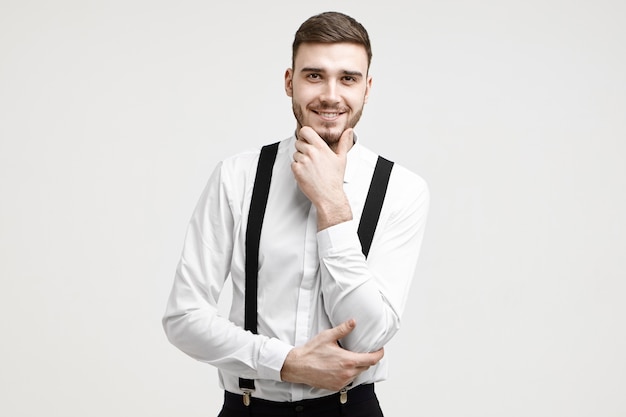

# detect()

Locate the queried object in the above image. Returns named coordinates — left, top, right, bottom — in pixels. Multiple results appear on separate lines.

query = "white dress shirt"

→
left=163, top=133, right=429, bottom=402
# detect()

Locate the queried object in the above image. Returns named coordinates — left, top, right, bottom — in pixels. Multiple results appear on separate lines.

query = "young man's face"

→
left=285, top=42, right=372, bottom=149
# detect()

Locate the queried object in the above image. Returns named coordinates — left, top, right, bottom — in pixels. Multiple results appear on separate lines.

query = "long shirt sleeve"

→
left=163, top=158, right=293, bottom=383
left=317, top=165, right=429, bottom=352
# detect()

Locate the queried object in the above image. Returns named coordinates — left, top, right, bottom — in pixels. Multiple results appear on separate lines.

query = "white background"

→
left=1, top=1, right=625, bottom=416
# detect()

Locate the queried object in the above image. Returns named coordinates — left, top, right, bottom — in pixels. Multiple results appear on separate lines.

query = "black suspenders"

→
left=239, top=141, right=394, bottom=397
left=239, top=142, right=279, bottom=396
left=358, top=155, right=394, bottom=258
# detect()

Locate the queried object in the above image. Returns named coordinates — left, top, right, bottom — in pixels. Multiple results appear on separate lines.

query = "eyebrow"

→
left=300, top=67, right=364, bottom=78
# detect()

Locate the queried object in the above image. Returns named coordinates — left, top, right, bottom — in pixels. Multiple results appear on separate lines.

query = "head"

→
left=285, top=12, right=373, bottom=149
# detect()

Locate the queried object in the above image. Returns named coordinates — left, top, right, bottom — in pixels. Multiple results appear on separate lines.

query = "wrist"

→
left=280, top=347, right=301, bottom=383
left=316, top=195, right=352, bottom=231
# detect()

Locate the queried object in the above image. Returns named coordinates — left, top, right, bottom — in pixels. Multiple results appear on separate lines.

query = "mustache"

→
left=309, top=104, right=349, bottom=112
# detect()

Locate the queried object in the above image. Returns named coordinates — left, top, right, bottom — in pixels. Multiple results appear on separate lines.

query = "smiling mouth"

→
left=312, top=110, right=345, bottom=120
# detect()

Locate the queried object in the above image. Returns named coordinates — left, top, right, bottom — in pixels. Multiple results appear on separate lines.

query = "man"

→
left=163, top=11, right=429, bottom=416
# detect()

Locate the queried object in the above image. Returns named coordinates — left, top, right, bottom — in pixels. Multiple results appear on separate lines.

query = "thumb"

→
left=335, top=128, right=354, bottom=156
left=329, top=319, right=356, bottom=341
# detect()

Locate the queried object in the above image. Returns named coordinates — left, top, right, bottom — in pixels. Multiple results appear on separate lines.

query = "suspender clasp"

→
left=339, top=387, right=348, bottom=404
left=242, top=390, right=253, bottom=406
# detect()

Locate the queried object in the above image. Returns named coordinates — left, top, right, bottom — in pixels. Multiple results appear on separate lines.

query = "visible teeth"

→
left=320, top=112, right=338, bottom=117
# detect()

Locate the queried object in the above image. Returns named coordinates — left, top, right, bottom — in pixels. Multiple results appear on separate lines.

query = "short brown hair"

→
left=292, top=11, right=372, bottom=70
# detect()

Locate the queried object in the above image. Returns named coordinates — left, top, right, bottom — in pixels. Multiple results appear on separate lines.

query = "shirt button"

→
left=295, top=405, right=304, bottom=412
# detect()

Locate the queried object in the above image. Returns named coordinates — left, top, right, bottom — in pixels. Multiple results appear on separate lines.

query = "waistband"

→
left=223, top=383, right=376, bottom=414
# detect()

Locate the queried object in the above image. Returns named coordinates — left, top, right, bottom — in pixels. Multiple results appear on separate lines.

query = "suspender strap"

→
left=239, top=144, right=394, bottom=394
left=239, top=141, right=279, bottom=392
left=358, top=156, right=394, bottom=258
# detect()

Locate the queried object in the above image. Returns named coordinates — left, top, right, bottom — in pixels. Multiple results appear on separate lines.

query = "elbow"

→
left=341, top=312, right=401, bottom=353
left=162, top=313, right=176, bottom=345
left=162, top=312, right=188, bottom=351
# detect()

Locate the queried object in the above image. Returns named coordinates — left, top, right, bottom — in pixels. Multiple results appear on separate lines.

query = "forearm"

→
left=162, top=294, right=291, bottom=380
left=316, top=221, right=400, bottom=352
left=317, top=205, right=427, bottom=353
left=318, top=235, right=401, bottom=352
left=163, top=239, right=291, bottom=380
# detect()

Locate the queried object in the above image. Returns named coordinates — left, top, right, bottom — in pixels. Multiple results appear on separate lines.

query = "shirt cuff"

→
left=257, top=337, right=294, bottom=381
left=317, top=219, right=360, bottom=258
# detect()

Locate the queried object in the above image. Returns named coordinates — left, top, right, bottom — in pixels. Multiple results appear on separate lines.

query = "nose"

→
left=319, top=80, right=340, bottom=105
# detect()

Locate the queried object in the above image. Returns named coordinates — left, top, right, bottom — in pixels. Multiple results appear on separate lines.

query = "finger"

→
left=335, top=128, right=354, bottom=156
left=294, top=136, right=308, bottom=153
left=298, top=126, right=323, bottom=146
left=372, top=347, right=385, bottom=361
left=327, top=319, right=356, bottom=341
left=355, top=348, right=385, bottom=367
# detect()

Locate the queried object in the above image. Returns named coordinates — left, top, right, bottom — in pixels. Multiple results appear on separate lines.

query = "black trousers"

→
left=217, top=384, right=384, bottom=417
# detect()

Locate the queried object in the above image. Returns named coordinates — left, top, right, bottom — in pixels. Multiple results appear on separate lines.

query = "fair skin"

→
left=280, top=319, right=384, bottom=391
left=285, top=42, right=372, bottom=231
left=280, top=42, right=383, bottom=390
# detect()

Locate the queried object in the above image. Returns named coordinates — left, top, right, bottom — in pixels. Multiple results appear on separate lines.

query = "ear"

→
left=364, top=75, right=373, bottom=104
left=284, top=68, right=294, bottom=97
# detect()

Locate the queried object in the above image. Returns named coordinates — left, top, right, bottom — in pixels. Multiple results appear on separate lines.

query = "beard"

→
left=292, top=102, right=364, bottom=148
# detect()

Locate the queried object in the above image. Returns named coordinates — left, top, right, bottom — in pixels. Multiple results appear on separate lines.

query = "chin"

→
left=314, top=127, right=343, bottom=145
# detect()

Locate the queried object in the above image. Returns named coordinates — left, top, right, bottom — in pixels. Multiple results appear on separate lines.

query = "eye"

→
left=342, top=76, right=357, bottom=84
left=306, top=73, right=322, bottom=81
